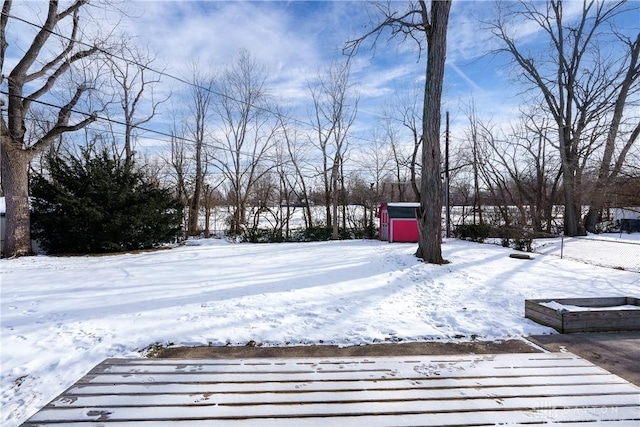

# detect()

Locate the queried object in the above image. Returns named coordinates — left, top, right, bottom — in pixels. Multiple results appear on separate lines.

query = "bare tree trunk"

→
left=416, top=0, right=451, bottom=264
left=410, top=137, right=421, bottom=201
left=203, top=185, right=212, bottom=238
left=467, top=104, right=483, bottom=226
left=345, top=1, right=449, bottom=262
left=278, top=113, right=313, bottom=230
left=331, top=160, right=339, bottom=239
left=189, top=136, right=203, bottom=236
left=340, top=160, right=347, bottom=233
left=0, top=144, right=32, bottom=255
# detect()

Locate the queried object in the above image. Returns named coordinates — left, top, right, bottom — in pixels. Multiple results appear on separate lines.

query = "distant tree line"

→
left=1, top=0, right=638, bottom=257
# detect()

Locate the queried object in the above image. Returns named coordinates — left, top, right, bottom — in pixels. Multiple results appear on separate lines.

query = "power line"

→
left=2, top=90, right=418, bottom=179
left=0, top=9, right=424, bottom=150
left=1, top=6, right=437, bottom=181
left=1, top=10, right=316, bottom=134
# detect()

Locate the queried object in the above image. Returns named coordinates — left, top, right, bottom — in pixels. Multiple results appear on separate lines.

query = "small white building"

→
left=613, top=207, right=640, bottom=233
left=613, top=207, right=640, bottom=221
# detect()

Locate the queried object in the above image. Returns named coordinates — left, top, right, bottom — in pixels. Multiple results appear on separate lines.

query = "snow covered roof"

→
left=386, top=202, right=420, bottom=208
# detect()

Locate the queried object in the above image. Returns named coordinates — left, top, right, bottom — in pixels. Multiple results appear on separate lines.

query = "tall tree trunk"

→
left=410, top=135, right=421, bottom=201
left=1, top=141, right=32, bottom=256
left=559, top=127, right=580, bottom=236
left=188, top=139, right=203, bottom=236
left=331, top=161, right=339, bottom=239
left=416, top=0, right=451, bottom=264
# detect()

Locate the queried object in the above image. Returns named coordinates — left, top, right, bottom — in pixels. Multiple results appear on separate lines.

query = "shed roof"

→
left=386, top=202, right=420, bottom=208
left=386, top=204, right=419, bottom=219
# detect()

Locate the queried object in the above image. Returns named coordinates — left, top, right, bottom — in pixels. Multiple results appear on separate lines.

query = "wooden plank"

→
left=66, top=373, right=628, bottom=395
left=21, top=420, right=640, bottom=427
left=78, top=365, right=609, bottom=384
left=24, top=402, right=640, bottom=426
left=627, top=297, right=640, bottom=306
left=48, top=383, right=640, bottom=408
left=80, top=353, right=599, bottom=383
left=27, top=394, right=640, bottom=421
left=525, top=300, right=563, bottom=331
left=90, top=353, right=591, bottom=373
left=21, top=353, right=640, bottom=426
left=21, top=412, right=640, bottom=427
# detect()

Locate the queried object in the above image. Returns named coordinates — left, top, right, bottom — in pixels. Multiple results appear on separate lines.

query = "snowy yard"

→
left=2, top=238, right=639, bottom=426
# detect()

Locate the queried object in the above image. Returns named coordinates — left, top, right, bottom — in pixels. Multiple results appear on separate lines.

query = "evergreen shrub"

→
left=31, top=148, right=183, bottom=254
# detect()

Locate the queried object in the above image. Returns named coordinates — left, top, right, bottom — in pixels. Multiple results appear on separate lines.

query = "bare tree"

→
left=108, top=43, right=169, bottom=167
left=490, top=0, right=638, bottom=236
left=469, top=107, right=562, bottom=233
left=377, top=109, right=412, bottom=201
left=463, top=100, right=484, bottom=226
left=166, top=128, right=190, bottom=211
left=211, top=50, right=278, bottom=236
left=184, top=66, right=215, bottom=236
left=1, top=0, right=106, bottom=257
left=584, top=32, right=640, bottom=231
left=308, top=58, right=358, bottom=239
left=346, top=0, right=451, bottom=264
left=276, top=110, right=314, bottom=230
left=395, top=86, right=423, bottom=201
left=357, top=126, right=393, bottom=204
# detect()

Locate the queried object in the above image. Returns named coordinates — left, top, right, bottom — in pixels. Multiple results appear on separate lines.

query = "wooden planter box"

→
left=525, top=297, right=640, bottom=333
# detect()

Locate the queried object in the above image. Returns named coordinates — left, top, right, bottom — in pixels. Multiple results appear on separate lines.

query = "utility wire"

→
left=1, top=9, right=427, bottom=164
left=1, top=9, right=429, bottom=149
left=2, top=10, right=347, bottom=135
left=2, top=90, right=408, bottom=177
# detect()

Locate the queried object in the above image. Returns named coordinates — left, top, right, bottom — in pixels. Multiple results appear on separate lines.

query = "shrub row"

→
left=454, top=223, right=534, bottom=252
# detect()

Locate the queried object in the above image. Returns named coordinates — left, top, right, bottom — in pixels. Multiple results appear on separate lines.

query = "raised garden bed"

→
left=525, top=297, right=640, bottom=333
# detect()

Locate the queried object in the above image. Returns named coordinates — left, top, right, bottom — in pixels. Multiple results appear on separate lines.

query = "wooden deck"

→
left=22, top=353, right=640, bottom=426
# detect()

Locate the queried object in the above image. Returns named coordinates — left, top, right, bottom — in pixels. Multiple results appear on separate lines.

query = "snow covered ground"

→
left=533, top=233, right=640, bottom=272
left=2, top=238, right=639, bottom=426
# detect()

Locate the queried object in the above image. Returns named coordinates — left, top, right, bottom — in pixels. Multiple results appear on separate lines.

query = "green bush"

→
left=454, top=223, right=492, bottom=243
left=31, top=148, right=183, bottom=254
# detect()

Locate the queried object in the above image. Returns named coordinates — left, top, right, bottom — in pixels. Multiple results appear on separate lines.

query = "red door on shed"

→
left=390, top=219, right=419, bottom=242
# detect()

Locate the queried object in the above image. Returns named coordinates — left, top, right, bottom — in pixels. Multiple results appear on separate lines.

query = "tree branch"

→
left=32, top=84, right=96, bottom=151
left=23, top=46, right=99, bottom=111
left=343, top=1, right=426, bottom=57
left=0, top=0, right=11, bottom=81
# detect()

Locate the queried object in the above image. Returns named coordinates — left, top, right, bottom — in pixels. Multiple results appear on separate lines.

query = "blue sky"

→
left=111, top=1, right=517, bottom=147
left=4, top=1, right=639, bottom=167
